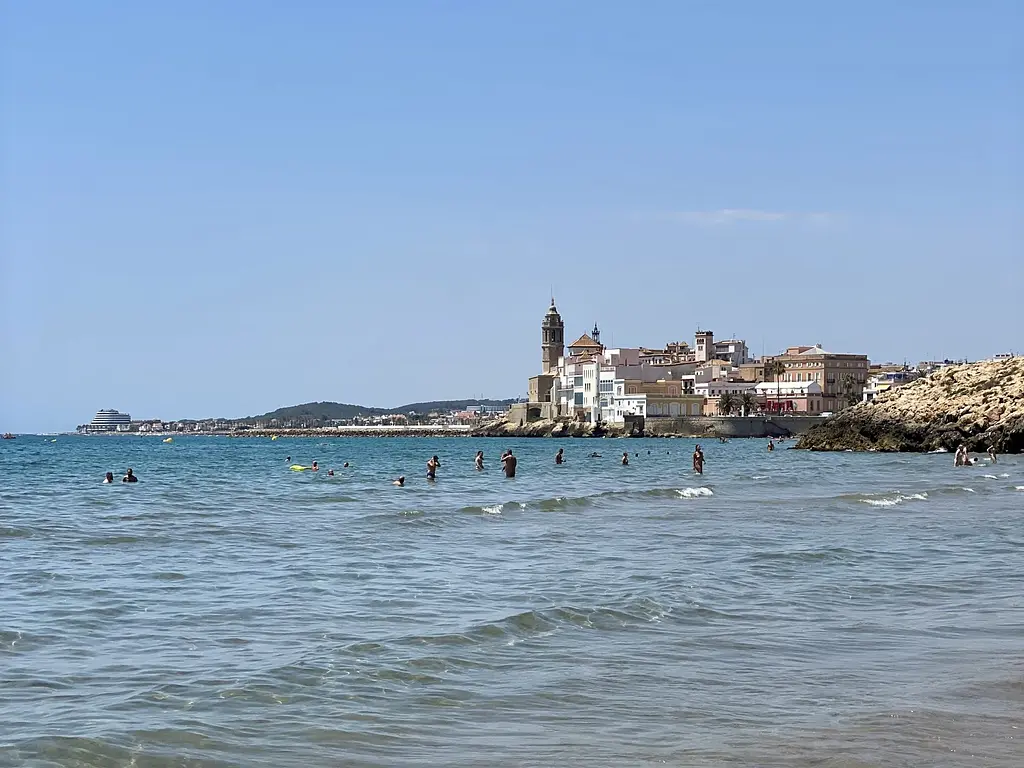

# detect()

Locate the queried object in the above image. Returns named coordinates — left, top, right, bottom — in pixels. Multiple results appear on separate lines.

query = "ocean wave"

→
left=858, top=492, right=928, bottom=507
left=675, top=487, right=714, bottom=498
left=457, top=502, right=527, bottom=515
left=397, top=600, right=674, bottom=649
left=747, top=546, right=862, bottom=564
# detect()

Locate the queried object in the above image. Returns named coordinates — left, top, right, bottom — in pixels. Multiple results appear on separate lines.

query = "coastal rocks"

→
left=797, top=358, right=1024, bottom=453
left=469, top=419, right=627, bottom=438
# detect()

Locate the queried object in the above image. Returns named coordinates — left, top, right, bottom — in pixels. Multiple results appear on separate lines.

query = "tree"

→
left=765, top=360, right=787, bottom=412
left=718, top=392, right=737, bottom=416
left=841, top=374, right=861, bottom=409
left=739, top=391, right=757, bottom=417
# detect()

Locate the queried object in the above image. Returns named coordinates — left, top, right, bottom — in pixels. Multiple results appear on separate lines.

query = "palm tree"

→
left=739, top=391, right=757, bottom=417
left=718, top=392, right=737, bottom=416
left=765, top=360, right=787, bottom=413
left=841, top=373, right=861, bottom=410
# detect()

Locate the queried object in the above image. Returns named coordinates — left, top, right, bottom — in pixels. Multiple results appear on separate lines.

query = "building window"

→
left=574, top=393, right=584, bottom=406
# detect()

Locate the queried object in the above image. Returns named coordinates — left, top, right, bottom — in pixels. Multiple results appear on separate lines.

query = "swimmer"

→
left=327, top=469, right=335, bottom=477
left=768, top=439, right=775, bottom=452
left=427, top=455, right=440, bottom=481
left=692, top=445, right=704, bottom=475
left=393, top=476, right=405, bottom=487
left=103, top=471, right=114, bottom=484
left=555, top=448, right=564, bottom=465
left=286, top=456, right=291, bottom=463
left=122, top=468, right=138, bottom=483
left=589, top=452, right=602, bottom=458
left=475, top=451, right=484, bottom=471
left=311, top=461, right=319, bottom=472
left=621, top=451, right=629, bottom=466
left=501, top=449, right=517, bottom=478
left=343, top=462, right=350, bottom=468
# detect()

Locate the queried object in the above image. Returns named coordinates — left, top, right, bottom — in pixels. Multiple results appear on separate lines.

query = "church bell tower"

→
left=541, top=299, right=565, bottom=373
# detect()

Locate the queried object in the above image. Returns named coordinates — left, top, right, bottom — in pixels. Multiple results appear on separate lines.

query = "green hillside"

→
left=242, top=399, right=515, bottom=423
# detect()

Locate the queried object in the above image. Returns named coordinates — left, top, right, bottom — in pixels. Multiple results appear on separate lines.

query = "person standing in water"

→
left=501, top=450, right=517, bottom=478
left=103, top=472, right=114, bottom=484
left=475, top=451, right=484, bottom=471
left=122, top=468, right=138, bottom=483
left=954, top=444, right=966, bottom=467
left=311, top=461, right=319, bottom=472
left=426, top=455, right=440, bottom=481
left=988, top=445, right=997, bottom=463
left=393, top=476, right=405, bottom=487
left=692, top=445, right=704, bottom=475
left=621, top=451, right=629, bottom=466
left=767, top=439, right=775, bottom=452
left=555, top=448, right=564, bottom=465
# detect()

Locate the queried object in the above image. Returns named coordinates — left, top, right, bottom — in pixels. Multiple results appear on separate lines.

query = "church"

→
left=516, top=300, right=711, bottom=425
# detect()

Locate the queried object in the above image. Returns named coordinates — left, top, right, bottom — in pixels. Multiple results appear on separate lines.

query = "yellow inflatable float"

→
left=163, top=437, right=173, bottom=443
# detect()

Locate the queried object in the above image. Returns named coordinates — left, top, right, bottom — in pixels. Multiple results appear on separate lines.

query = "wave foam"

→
left=860, top=492, right=928, bottom=507
left=676, top=487, right=714, bottom=498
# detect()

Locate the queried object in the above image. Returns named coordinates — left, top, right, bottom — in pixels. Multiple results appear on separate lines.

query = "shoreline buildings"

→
left=518, top=301, right=870, bottom=425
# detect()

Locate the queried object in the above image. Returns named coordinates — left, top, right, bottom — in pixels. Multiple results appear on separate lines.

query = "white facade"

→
left=713, top=339, right=751, bottom=367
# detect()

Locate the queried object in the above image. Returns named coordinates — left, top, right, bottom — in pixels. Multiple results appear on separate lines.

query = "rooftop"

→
left=568, top=333, right=602, bottom=349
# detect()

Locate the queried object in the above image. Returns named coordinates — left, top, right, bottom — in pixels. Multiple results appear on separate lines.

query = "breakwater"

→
left=231, top=425, right=473, bottom=438
left=471, top=416, right=827, bottom=439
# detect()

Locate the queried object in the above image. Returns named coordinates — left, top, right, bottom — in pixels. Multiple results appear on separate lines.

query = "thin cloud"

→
left=653, top=209, right=834, bottom=226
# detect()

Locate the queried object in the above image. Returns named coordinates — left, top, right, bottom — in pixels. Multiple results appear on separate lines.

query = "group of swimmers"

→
left=285, top=457, right=349, bottom=476
left=954, top=444, right=998, bottom=467
left=102, top=468, right=138, bottom=483
left=287, top=446, right=709, bottom=487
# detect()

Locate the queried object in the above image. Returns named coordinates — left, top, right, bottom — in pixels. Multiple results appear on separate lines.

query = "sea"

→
left=1, top=435, right=1022, bottom=767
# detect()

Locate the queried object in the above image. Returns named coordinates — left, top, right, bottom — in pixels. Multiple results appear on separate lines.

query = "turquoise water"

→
left=2, top=435, right=1022, bottom=767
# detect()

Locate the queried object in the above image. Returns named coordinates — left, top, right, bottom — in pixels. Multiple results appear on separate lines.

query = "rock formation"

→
left=797, top=357, right=1024, bottom=453
left=469, top=419, right=627, bottom=438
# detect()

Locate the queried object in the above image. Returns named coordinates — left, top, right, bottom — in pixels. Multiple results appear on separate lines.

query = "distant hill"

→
left=242, top=399, right=516, bottom=423
left=243, top=402, right=387, bottom=423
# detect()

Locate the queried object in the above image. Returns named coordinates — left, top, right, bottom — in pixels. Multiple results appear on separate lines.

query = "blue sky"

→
left=2, top=1, right=1021, bottom=432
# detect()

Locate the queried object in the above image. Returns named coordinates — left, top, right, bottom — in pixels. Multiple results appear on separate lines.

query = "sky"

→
left=1, top=1, right=1021, bottom=433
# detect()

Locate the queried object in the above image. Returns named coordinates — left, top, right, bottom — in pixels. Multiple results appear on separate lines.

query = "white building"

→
left=713, top=339, right=751, bottom=367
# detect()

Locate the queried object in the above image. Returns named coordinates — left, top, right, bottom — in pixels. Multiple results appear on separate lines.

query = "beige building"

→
left=767, top=345, right=870, bottom=412
left=617, top=378, right=704, bottom=419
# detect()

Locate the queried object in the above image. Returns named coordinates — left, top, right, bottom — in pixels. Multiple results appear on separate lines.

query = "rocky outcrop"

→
left=797, top=358, right=1024, bottom=453
left=469, top=419, right=628, bottom=438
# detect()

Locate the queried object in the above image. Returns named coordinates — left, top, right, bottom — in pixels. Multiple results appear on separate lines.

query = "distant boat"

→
left=2, top=433, right=15, bottom=440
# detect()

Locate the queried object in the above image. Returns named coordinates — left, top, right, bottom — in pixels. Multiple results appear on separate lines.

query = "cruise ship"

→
left=81, top=409, right=132, bottom=433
